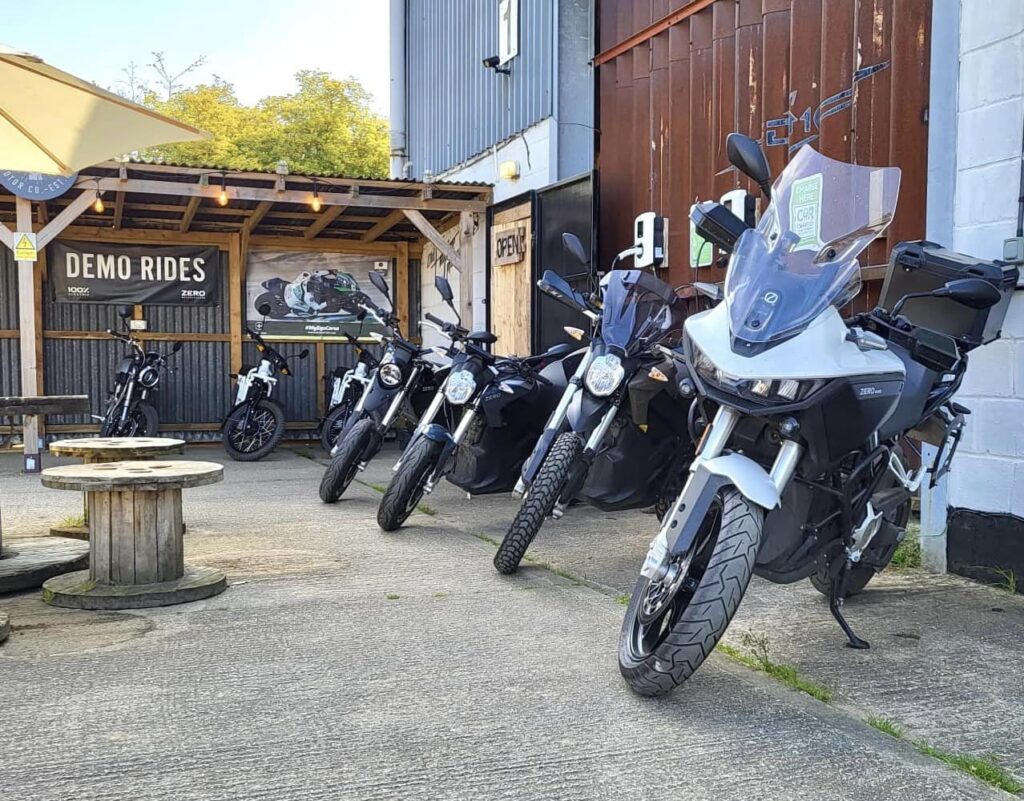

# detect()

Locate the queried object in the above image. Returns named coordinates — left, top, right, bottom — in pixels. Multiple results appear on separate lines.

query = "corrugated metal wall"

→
left=596, top=0, right=931, bottom=307
left=405, top=0, right=555, bottom=178
left=0, top=247, right=19, bottom=397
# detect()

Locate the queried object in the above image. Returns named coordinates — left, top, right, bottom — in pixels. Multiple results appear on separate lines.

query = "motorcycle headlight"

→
left=444, top=369, right=477, bottom=405
left=138, top=365, right=160, bottom=388
left=378, top=362, right=403, bottom=388
left=690, top=341, right=822, bottom=403
left=584, top=353, right=625, bottom=397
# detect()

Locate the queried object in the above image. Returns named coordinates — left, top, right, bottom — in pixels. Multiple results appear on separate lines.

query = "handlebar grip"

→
left=106, top=328, right=114, bottom=335
left=425, top=313, right=445, bottom=327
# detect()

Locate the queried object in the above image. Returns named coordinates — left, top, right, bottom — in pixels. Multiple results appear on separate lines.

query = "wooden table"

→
left=48, top=437, right=187, bottom=539
left=40, top=461, right=227, bottom=609
left=0, top=395, right=90, bottom=473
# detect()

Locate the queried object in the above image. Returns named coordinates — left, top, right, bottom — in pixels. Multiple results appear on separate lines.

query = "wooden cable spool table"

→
left=48, top=437, right=186, bottom=539
left=40, top=461, right=227, bottom=609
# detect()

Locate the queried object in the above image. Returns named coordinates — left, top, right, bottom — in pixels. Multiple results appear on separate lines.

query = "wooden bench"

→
left=39, top=461, right=227, bottom=609
left=0, top=395, right=90, bottom=473
left=48, top=437, right=186, bottom=539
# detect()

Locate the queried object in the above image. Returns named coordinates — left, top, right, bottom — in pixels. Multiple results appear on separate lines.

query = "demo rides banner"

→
left=245, top=250, right=390, bottom=340
left=49, top=240, right=220, bottom=305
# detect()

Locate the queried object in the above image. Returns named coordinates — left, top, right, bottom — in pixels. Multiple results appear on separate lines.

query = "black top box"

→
left=879, top=240, right=1020, bottom=350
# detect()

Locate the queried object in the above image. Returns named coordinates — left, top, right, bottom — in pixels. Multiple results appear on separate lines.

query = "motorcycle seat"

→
left=467, top=331, right=498, bottom=345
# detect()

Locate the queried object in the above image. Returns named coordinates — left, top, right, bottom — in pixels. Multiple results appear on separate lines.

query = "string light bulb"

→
left=310, top=180, right=321, bottom=212
left=218, top=174, right=228, bottom=207
left=93, top=192, right=105, bottom=213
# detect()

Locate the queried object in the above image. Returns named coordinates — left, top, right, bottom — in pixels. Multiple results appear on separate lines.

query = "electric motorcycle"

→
left=318, top=327, right=379, bottom=452
left=619, top=135, right=1017, bottom=696
left=493, top=234, right=693, bottom=574
left=376, top=276, right=571, bottom=532
left=223, top=303, right=309, bottom=461
left=256, top=270, right=374, bottom=319
left=99, top=305, right=182, bottom=436
left=318, top=271, right=447, bottom=502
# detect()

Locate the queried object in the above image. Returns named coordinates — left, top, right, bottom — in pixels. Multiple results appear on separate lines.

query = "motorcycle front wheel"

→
left=319, top=417, right=375, bottom=503
left=619, top=488, right=763, bottom=697
left=319, top=401, right=355, bottom=453
left=101, top=402, right=158, bottom=437
left=376, top=436, right=444, bottom=531
left=493, top=431, right=582, bottom=575
left=223, top=400, right=285, bottom=461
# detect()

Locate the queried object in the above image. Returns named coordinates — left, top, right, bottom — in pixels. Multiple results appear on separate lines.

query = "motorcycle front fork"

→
left=422, top=405, right=478, bottom=495
left=551, top=401, right=620, bottom=519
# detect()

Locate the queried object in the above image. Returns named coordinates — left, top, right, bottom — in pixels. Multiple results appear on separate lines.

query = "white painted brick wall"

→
left=947, top=0, right=1024, bottom=517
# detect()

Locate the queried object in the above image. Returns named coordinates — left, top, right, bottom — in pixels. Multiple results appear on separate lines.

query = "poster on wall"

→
left=49, top=240, right=220, bottom=305
left=245, top=250, right=391, bottom=340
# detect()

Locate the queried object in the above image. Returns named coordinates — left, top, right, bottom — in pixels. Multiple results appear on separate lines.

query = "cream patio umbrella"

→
left=0, top=44, right=208, bottom=175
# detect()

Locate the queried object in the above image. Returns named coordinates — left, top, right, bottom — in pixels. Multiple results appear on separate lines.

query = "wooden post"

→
left=395, top=241, right=410, bottom=337
left=228, top=232, right=245, bottom=374
left=459, top=212, right=476, bottom=331
left=16, top=196, right=40, bottom=471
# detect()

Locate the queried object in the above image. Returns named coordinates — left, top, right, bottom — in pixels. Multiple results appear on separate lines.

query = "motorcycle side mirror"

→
left=537, top=269, right=586, bottom=313
left=257, top=302, right=272, bottom=317
left=434, top=275, right=454, bottom=303
left=369, top=270, right=391, bottom=301
left=298, top=348, right=310, bottom=360
left=172, top=341, right=183, bottom=353
left=726, top=133, right=772, bottom=200
left=117, top=304, right=133, bottom=320
left=934, top=278, right=1002, bottom=309
left=561, top=232, right=589, bottom=266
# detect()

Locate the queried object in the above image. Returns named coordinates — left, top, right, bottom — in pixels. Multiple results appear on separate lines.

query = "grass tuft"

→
left=615, top=594, right=631, bottom=606
left=991, top=567, right=1018, bottom=595
left=58, top=514, right=86, bottom=528
left=891, top=522, right=922, bottom=569
left=384, top=593, right=400, bottom=600
left=717, top=633, right=834, bottom=703
left=915, top=743, right=1023, bottom=795
left=867, top=716, right=905, bottom=739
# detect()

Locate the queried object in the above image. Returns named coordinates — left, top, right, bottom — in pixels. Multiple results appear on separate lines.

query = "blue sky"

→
left=0, top=0, right=391, bottom=112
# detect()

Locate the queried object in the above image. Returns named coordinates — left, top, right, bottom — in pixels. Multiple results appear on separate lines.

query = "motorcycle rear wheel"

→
left=320, top=401, right=355, bottom=453
left=376, top=436, right=443, bottom=531
left=493, top=432, right=582, bottom=575
left=223, top=400, right=285, bottom=461
left=619, top=488, right=763, bottom=696
left=319, top=417, right=375, bottom=503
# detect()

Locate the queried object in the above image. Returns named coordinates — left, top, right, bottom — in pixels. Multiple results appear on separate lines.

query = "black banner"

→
left=49, top=240, right=220, bottom=305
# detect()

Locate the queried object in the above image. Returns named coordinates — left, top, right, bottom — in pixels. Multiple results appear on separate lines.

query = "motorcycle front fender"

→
left=566, top=390, right=611, bottom=436
left=664, top=454, right=781, bottom=558
left=421, top=423, right=453, bottom=445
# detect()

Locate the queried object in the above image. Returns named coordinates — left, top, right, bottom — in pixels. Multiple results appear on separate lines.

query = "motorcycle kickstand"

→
left=829, top=560, right=870, bottom=650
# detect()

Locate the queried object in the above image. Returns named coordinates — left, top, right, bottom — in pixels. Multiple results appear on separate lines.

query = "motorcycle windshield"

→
left=600, top=269, right=680, bottom=352
left=724, top=146, right=901, bottom=349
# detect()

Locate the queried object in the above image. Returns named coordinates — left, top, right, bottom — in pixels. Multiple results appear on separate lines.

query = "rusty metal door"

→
left=595, top=0, right=931, bottom=307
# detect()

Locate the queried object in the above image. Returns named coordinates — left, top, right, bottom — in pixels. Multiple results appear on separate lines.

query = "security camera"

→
left=482, top=55, right=511, bottom=75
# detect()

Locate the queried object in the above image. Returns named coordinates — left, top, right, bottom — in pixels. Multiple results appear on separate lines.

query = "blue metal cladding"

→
left=405, top=0, right=554, bottom=178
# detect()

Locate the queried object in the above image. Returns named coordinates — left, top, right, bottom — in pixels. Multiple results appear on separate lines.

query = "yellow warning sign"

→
left=13, top=232, right=37, bottom=262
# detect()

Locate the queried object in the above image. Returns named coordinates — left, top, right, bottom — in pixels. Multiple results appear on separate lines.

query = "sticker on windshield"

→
left=789, top=173, right=823, bottom=251
left=689, top=209, right=714, bottom=269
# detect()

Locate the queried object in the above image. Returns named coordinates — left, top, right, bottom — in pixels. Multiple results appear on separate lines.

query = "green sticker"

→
left=789, top=173, right=823, bottom=251
left=689, top=215, right=714, bottom=268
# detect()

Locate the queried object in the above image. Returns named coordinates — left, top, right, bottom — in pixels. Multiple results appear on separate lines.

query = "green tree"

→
left=145, top=70, right=388, bottom=177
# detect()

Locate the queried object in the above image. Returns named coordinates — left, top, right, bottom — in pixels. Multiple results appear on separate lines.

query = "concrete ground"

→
left=0, top=444, right=1019, bottom=800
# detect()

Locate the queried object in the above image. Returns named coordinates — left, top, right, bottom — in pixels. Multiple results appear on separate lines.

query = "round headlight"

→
left=444, top=369, right=477, bottom=405
left=138, top=365, right=160, bottom=388
left=585, top=354, right=625, bottom=397
left=378, top=362, right=403, bottom=388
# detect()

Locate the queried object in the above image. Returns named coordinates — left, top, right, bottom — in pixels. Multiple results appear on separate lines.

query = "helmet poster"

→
left=245, top=250, right=392, bottom=340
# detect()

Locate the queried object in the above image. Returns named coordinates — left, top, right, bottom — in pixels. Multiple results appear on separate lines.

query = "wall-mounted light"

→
left=498, top=160, right=520, bottom=181
left=311, top=179, right=322, bottom=212
left=482, top=55, right=511, bottom=76
left=218, top=173, right=229, bottom=207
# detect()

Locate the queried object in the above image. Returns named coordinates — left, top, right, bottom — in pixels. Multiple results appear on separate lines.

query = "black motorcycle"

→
left=619, top=135, right=1018, bottom=696
left=223, top=303, right=309, bottom=461
left=318, top=271, right=447, bottom=502
left=493, top=236, right=693, bottom=574
left=376, top=276, right=570, bottom=532
left=99, top=305, right=182, bottom=436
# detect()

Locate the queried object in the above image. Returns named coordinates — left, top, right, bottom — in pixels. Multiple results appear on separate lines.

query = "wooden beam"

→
left=396, top=241, right=410, bottom=337
left=402, top=209, right=462, bottom=272
left=360, top=209, right=405, bottom=242
left=79, top=176, right=488, bottom=213
left=112, top=192, right=125, bottom=229
left=459, top=212, right=476, bottom=330
left=229, top=233, right=245, bottom=374
left=178, top=195, right=201, bottom=233
left=245, top=201, right=273, bottom=233
left=36, top=190, right=101, bottom=249
left=315, top=341, right=327, bottom=418
left=58, top=226, right=232, bottom=248
left=248, top=235, right=400, bottom=255
left=304, top=205, right=346, bottom=239
left=15, top=196, right=40, bottom=470
left=36, top=202, right=49, bottom=225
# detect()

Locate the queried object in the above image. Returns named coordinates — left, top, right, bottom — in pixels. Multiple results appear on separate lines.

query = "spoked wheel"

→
left=223, top=400, right=285, bottom=462
left=619, top=488, right=763, bottom=696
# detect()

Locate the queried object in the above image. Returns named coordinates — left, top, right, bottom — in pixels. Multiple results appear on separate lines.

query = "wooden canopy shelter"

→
left=0, top=161, right=491, bottom=450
